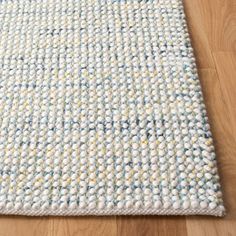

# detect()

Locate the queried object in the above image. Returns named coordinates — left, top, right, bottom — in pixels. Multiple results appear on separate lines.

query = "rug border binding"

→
left=0, top=206, right=225, bottom=217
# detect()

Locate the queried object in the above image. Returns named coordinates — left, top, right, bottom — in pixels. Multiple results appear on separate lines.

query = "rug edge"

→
left=0, top=206, right=225, bottom=217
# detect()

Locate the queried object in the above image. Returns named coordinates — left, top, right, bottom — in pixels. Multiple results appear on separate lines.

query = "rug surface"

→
left=0, top=0, right=225, bottom=216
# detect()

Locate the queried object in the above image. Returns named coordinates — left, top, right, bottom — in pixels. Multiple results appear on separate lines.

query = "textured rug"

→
left=0, top=0, right=225, bottom=216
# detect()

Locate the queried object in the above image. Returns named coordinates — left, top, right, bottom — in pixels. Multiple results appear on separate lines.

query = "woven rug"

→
left=0, top=0, right=224, bottom=216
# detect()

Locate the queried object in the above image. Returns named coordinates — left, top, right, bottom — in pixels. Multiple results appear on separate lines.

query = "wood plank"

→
left=213, top=52, right=236, bottom=136
left=117, top=216, right=187, bottom=236
left=189, top=0, right=236, bottom=51
left=183, top=0, right=215, bottom=69
left=0, top=216, right=52, bottom=236
left=52, top=216, right=117, bottom=236
left=186, top=69, right=236, bottom=236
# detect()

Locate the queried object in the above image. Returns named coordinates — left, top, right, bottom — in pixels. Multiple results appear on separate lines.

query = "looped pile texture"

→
left=0, top=0, right=224, bottom=216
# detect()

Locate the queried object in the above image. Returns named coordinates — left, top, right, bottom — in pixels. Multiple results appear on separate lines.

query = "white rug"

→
left=0, top=0, right=225, bottom=216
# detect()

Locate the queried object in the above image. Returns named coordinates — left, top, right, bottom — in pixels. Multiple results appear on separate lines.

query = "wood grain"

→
left=0, top=216, right=52, bottom=236
left=52, top=216, right=117, bottom=236
left=0, top=0, right=236, bottom=235
left=117, top=216, right=187, bottom=236
left=192, top=0, right=236, bottom=51
left=183, top=0, right=215, bottom=69
left=213, top=52, right=236, bottom=136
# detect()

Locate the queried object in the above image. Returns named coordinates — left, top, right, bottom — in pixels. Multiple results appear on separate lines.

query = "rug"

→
left=0, top=0, right=225, bottom=216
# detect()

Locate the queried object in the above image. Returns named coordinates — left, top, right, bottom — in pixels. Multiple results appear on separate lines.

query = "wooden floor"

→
left=0, top=0, right=236, bottom=235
